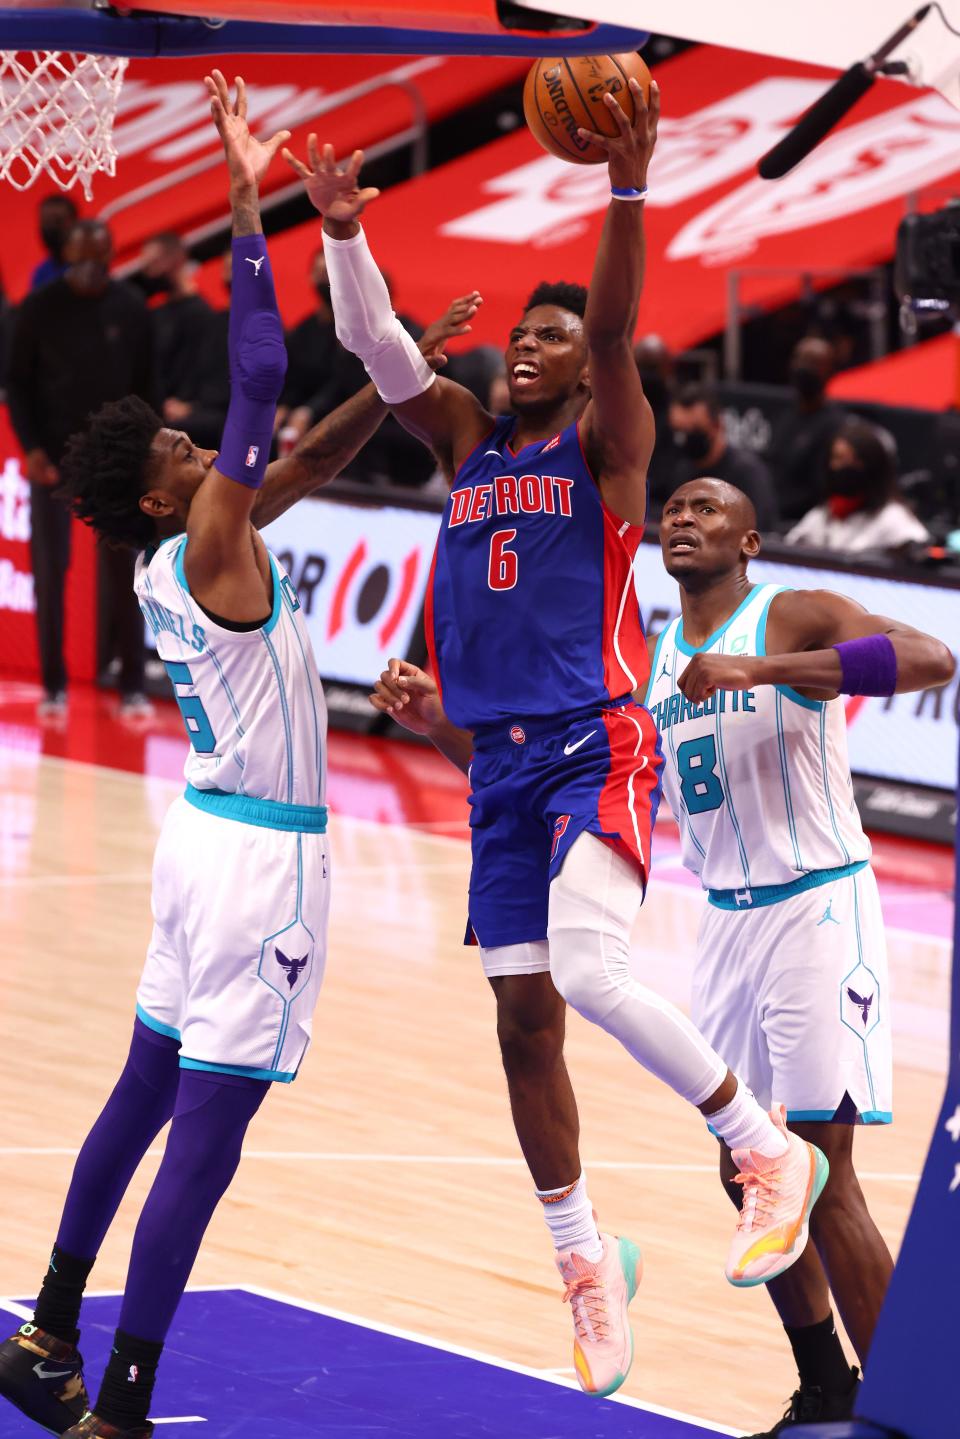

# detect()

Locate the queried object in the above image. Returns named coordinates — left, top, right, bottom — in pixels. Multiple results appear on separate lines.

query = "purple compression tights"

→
left=57, top=1018, right=181, bottom=1258
left=117, top=1068, right=267, bottom=1341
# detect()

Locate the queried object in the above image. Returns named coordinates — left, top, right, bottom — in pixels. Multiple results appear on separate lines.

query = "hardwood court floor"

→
left=0, top=684, right=951, bottom=1436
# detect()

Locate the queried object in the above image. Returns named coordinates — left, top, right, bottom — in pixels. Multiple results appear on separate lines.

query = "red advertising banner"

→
left=0, top=406, right=97, bottom=684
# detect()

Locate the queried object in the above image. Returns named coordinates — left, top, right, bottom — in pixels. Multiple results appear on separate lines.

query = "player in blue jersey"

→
left=287, top=84, right=830, bottom=1394
left=372, top=477, right=954, bottom=1432
left=0, top=74, right=471, bottom=1439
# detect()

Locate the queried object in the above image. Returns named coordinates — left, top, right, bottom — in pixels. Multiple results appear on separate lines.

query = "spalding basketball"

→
left=523, top=52, right=652, bottom=165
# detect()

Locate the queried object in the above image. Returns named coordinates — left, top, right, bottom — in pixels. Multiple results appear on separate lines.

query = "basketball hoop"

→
left=0, top=49, right=127, bottom=199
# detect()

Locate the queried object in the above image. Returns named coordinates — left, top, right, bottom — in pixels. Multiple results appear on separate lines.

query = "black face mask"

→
left=790, top=364, right=826, bottom=402
left=674, top=426, right=712, bottom=462
left=314, top=281, right=332, bottom=308
left=134, top=272, right=174, bottom=298
left=827, top=464, right=866, bottom=497
left=638, top=373, right=668, bottom=413
left=40, top=224, right=67, bottom=261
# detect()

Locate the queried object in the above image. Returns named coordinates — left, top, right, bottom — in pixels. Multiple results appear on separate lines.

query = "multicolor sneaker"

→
left=63, top=1413, right=154, bottom=1438
left=726, top=1104, right=829, bottom=1287
left=0, top=1321, right=89, bottom=1434
left=556, top=1230, right=643, bottom=1397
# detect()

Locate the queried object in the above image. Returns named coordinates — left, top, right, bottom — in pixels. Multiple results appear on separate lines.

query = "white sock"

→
left=535, top=1172, right=603, bottom=1261
left=708, top=1081, right=789, bottom=1158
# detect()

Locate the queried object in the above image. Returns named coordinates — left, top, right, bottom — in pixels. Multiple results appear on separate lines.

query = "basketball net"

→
left=0, top=50, right=127, bottom=199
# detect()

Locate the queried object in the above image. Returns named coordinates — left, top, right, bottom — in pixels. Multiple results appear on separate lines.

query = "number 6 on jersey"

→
left=488, top=528, right=518, bottom=591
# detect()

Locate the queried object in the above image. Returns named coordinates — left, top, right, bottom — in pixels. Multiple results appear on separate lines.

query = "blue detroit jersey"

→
left=426, top=417, right=647, bottom=730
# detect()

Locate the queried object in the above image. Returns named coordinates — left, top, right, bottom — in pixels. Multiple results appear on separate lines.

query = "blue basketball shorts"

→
left=465, top=696, right=663, bottom=949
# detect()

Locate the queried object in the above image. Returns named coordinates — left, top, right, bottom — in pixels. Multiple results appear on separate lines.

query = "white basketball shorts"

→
left=691, top=863, right=892, bottom=1124
left=136, top=792, right=330, bottom=1083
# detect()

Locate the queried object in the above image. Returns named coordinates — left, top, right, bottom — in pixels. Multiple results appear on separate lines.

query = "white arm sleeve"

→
left=323, top=227, right=434, bottom=405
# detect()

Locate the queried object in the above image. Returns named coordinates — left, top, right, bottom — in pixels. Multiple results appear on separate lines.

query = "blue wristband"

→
left=611, top=185, right=648, bottom=201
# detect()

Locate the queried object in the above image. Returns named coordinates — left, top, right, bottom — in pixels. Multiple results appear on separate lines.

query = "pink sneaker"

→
left=726, top=1104, right=829, bottom=1287
left=556, top=1230, right=642, bottom=1397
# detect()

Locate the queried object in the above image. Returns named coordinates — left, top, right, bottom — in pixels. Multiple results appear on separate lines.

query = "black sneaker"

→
left=0, top=1321, right=89, bottom=1434
left=746, top=1367, right=861, bottom=1436
left=64, top=1413, right=153, bottom=1438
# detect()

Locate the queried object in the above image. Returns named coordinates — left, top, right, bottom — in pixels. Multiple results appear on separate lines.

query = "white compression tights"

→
left=547, top=832, right=728, bottom=1107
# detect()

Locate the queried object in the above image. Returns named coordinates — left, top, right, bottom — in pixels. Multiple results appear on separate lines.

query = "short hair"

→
left=145, top=230, right=185, bottom=255
left=673, top=382, right=721, bottom=420
left=39, top=193, right=77, bottom=217
left=59, top=396, right=164, bottom=550
left=67, top=218, right=111, bottom=246
left=525, top=280, right=588, bottom=319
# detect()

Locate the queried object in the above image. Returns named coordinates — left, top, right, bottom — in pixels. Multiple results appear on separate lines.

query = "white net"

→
left=0, top=50, right=127, bottom=200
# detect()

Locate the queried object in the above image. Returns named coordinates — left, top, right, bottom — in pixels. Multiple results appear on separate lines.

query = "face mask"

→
left=40, top=224, right=67, bottom=261
left=135, top=272, right=174, bottom=298
left=790, top=365, right=825, bottom=402
left=674, top=426, right=712, bottom=462
left=638, top=373, right=668, bottom=413
left=827, top=464, right=866, bottom=498
left=314, top=280, right=332, bottom=307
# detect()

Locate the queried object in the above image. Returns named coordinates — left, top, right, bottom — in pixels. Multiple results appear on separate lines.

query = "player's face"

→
left=141, top=428, right=218, bottom=526
left=505, top=305, right=588, bottom=410
left=660, top=482, right=759, bottom=582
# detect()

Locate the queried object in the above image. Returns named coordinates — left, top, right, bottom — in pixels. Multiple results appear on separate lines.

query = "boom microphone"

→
left=758, top=4, right=933, bottom=179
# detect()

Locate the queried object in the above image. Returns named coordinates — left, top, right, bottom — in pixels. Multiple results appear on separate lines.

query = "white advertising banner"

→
left=633, top=543, right=960, bottom=792
left=260, top=498, right=441, bottom=687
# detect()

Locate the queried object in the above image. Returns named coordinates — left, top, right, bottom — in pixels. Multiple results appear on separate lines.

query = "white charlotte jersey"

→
left=645, top=583, right=870, bottom=893
left=135, top=533, right=327, bottom=807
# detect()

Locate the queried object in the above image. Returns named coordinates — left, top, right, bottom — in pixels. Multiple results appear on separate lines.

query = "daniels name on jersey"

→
left=645, top=583, right=870, bottom=893
left=135, top=533, right=327, bottom=808
left=428, top=417, right=649, bottom=732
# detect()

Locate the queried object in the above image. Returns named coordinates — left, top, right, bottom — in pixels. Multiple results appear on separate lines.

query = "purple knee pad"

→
left=833, top=634, right=898, bottom=696
left=216, top=234, right=288, bottom=490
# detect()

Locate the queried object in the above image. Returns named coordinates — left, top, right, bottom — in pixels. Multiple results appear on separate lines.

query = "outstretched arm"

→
left=579, top=79, right=660, bottom=528
left=678, top=589, right=955, bottom=704
left=251, top=293, right=480, bottom=529
left=369, top=659, right=473, bottom=775
left=283, top=139, right=492, bottom=476
left=185, top=70, right=291, bottom=622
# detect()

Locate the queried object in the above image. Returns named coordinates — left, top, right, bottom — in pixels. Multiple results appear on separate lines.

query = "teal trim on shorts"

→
left=707, top=859, right=868, bottom=910
left=136, top=1004, right=181, bottom=1042
left=179, top=1056, right=294, bottom=1083
left=185, top=783, right=327, bottom=833
left=787, top=1108, right=893, bottom=1125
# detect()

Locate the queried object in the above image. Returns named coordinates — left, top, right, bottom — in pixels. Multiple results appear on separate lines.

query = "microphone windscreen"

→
left=758, top=63, right=875, bottom=180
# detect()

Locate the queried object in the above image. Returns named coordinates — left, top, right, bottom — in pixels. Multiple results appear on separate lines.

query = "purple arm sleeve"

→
left=215, top=234, right=288, bottom=490
left=832, top=634, right=898, bottom=696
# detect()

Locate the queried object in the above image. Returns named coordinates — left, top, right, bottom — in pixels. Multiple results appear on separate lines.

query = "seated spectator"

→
left=785, top=417, right=930, bottom=554
left=767, top=336, right=846, bottom=524
left=634, top=333, right=677, bottom=511
left=668, top=382, right=778, bottom=528
left=30, top=194, right=78, bottom=293
left=135, top=231, right=226, bottom=449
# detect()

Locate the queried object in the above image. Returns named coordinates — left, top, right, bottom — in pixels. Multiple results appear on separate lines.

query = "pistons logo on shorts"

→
left=245, top=445, right=260, bottom=468
left=510, top=725, right=526, bottom=745
left=551, top=814, right=571, bottom=861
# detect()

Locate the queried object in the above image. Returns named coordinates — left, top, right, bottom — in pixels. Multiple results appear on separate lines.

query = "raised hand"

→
left=419, top=291, right=483, bottom=371
left=282, top=137, right=380, bottom=224
left=205, top=69, right=291, bottom=190
left=577, top=76, right=660, bottom=190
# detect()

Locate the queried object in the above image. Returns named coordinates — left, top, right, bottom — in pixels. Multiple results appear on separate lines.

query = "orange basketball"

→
left=523, top=52, right=652, bottom=165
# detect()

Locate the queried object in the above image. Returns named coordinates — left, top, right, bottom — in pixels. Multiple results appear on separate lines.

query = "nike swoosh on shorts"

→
left=563, top=730, right=597, bottom=756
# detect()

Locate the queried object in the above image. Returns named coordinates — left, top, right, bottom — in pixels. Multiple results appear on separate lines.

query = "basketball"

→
left=523, top=52, right=652, bottom=165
